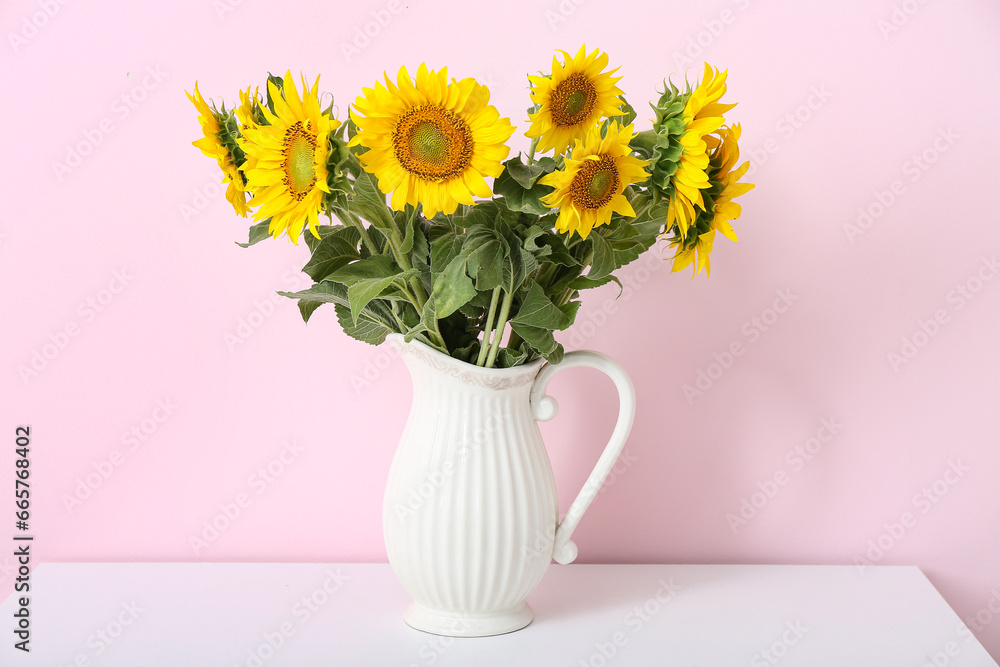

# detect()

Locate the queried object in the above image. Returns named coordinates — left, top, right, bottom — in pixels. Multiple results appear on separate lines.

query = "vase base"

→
left=403, top=602, right=533, bottom=637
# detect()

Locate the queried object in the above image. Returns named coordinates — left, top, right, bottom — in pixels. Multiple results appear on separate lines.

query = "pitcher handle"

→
left=529, top=350, right=636, bottom=565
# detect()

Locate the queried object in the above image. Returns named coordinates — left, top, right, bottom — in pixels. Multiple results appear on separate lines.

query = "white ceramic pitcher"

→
left=382, top=334, right=636, bottom=637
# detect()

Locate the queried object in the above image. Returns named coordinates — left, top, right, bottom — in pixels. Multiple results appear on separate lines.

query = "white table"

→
left=0, top=563, right=995, bottom=666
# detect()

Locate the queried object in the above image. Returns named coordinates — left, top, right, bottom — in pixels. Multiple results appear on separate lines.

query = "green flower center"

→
left=409, top=121, right=448, bottom=165
left=393, top=105, right=472, bottom=182
left=550, top=72, right=598, bottom=127
left=282, top=122, right=318, bottom=200
left=571, top=155, right=619, bottom=210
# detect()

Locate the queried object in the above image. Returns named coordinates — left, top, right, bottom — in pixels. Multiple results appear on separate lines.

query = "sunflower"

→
left=646, top=63, right=736, bottom=240
left=538, top=122, right=649, bottom=239
left=704, top=125, right=754, bottom=242
left=525, top=45, right=624, bottom=155
left=669, top=124, right=753, bottom=277
left=238, top=71, right=338, bottom=244
left=187, top=82, right=249, bottom=217
left=348, top=64, right=516, bottom=219
left=235, top=86, right=265, bottom=130
left=669, top=229, right=715, bottom=277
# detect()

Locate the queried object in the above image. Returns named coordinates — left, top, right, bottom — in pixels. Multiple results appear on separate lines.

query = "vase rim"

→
left=386, top=333, right=546, bottom=378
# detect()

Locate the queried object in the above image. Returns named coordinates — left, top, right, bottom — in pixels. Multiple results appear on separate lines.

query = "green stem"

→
left=388, top=303, right=407, bottom=331
left=336, top=207, right=379, bottom=256
left=476, top=287, right=502, bottom=366
left=527, top=137, right=538, bottom=164
left=485, top=289, right=514, bottom=369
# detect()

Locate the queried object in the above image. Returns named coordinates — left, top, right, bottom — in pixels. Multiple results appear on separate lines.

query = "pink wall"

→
left=3, top=0, right=1000, bottom=656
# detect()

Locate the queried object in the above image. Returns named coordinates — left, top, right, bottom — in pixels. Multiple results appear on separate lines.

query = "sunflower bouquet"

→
left=188, top=46, right=753, bottom=367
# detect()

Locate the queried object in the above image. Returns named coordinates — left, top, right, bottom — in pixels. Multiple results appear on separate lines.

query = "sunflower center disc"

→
left=283, top=121, right=318, bottom=200
left=571, top=155, right=619, bottom=210
left=550, top=72, right=598, bottom=127
left=409, top=121, right=448, bottom=165
left=393, top=106, right=472, bottom=182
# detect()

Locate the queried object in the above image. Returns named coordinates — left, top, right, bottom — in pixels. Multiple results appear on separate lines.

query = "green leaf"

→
left=546, top=342, right=565, bottom=365
left=502, top=229, right=527, bottom=292
left=505, top=156, right=557, bottom=189
left=419, top=295, right=438, bottom=342
left=347, top=271, right=416, bottom=325
left=588, top=233, right=616, bottom=280
left=539, top=236, right=579, bottom=268
left=511, top=282, right=571, bottom=330
left=493, top=163, right=553, bottom=216
left=495, top=345, right=529, bottom=369
left=609, top=238, right=646, bottom=270
left=429, top=229, right=465, bottom=276
left=301, top=227, right=362, bottom=281
left=236, top=220, right=271, bottom=248
left=509, top=322, right=563, bottom=363
left=350, top=170, right=395, bottom=229
left=464, top=224, right=507, bottom=290
left=567, top=274, right=622, bottom=293
left=398, top=211, right=416, bottom=253
left=278, top=281, right=348, bottom=307
left=297, top=299, right=323, bottom=323
left=558, top=300, right=582, bottom=326
left=334, top=302, right=394, bottom=345
left=282, top=282, right=398, bottom=345
left=303, top=223, right=344, bottom=253
left=325, top=255, right=399, bottom=286
left=433, top=254, right=477, bottom=318
left=615, top=95, right=637, bottom=127
left=411, top=223, right=430, bottom=272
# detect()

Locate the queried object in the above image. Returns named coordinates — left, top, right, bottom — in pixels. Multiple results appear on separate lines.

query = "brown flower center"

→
left=550, top=72, right=597, bottom=127
left=570, top=155, right=619, bottom=210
